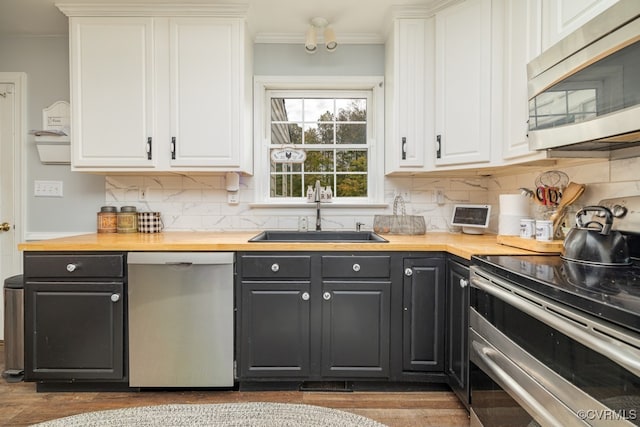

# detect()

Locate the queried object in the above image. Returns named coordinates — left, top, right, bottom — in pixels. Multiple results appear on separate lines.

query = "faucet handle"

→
left=356, top=222, right=364, bottom=232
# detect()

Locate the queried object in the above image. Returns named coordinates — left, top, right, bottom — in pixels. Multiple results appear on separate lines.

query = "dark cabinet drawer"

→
left=24, top=253, right=125, bottom=278
left=241, top=255, right=311, bottom=279
left=321, top=255, right=391, bottom=278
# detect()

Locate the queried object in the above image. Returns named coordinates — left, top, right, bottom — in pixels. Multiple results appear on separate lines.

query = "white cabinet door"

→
left=385, top=18, right=435, bottom=172
left=70, top=17, right=155, bottom=168
left=169, top=18, right=242, bottom=167
left=541, top=0, right=619, bottom=51
left=502, top=0, right=542, bottom=159
left=434, top=0, right=492, bottom=166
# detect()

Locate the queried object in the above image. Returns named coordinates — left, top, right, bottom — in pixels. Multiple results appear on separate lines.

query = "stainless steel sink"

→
left=249, top=230, right=388, bottom=242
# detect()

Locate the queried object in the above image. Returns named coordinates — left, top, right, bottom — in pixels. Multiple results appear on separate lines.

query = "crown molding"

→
left=56, top=3, right=248, bottom=17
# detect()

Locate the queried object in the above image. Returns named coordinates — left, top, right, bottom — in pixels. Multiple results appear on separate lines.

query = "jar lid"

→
left=100, top=206, right=117, bottom=213
left=120, top=206, right=137, bottom=212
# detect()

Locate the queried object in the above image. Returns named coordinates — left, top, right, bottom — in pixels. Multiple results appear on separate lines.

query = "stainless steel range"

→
left=470, top=196, right=640, bottom=426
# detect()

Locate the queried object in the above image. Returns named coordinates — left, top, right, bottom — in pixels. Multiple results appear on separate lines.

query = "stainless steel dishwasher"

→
left=127, top=252, right=234, bottom=387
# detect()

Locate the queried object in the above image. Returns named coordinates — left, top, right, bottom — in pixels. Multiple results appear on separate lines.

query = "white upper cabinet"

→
left=541, top=0, right=619, bottom=51
left=69, top=17, right=155, bottom=168
left=434, top=0, right=492, bottom=166
left=60, top=5, right=252, bottom=173
left=384, top=16, right=435, bottom=173
left=168, top=18, right=245, bottom=168
left=502, top=0, right=544, bottom=160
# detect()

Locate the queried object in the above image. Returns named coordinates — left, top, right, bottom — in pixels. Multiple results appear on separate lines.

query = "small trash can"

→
left=3, top=274, right=24, bottom=382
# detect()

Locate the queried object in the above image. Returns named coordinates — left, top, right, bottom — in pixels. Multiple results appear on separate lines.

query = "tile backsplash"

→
left=105, top=157, right=640, bottom=234
left=105, top=175, right=488, bottom=233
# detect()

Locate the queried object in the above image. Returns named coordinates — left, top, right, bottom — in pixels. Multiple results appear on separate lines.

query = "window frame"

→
left=253, top=76, right=385, bottom=206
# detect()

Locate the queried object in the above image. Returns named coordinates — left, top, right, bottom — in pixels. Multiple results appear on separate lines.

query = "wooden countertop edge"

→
left=18, top=232, right=541, bottom=260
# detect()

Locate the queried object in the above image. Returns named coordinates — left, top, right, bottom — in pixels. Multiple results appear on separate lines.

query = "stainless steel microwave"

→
left=527, top=0, right=640, bottom=157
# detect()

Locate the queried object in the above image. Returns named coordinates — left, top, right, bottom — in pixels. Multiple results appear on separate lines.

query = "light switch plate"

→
left=34, top=180, right=63, bottom=197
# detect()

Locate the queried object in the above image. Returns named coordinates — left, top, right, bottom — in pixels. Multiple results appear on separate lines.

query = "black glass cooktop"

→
left=472, top=254, right=640, bottom=334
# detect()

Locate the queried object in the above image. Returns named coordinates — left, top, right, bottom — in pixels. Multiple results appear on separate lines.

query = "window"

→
left=254, top=77, right=384, bottom=205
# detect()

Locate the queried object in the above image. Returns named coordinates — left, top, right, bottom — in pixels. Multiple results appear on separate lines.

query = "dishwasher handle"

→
left=128, top=252, right=234, bottom=265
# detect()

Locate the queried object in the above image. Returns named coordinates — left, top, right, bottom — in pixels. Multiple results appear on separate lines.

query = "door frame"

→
left=0, top=72, right=27, bottom=275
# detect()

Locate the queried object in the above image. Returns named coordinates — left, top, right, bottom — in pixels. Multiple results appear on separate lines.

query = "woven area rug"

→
left=31, top=402, right=388, bottom=427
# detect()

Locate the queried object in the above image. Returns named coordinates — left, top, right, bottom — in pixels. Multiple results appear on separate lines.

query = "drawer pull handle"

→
left=404, top=268, right=413, bottom=277
left=459, top=278, right=469, bottom=288
left=352, top=263, right=361, bottom=272
left=66, top=263, right=78, bottom=273
left=302, top=292, right=310, bottom=301
left=323, top=292, right=332, bottom=300
left=271, top=263, right=280, bottom=272
left=110, top=293, right=120, bottom=303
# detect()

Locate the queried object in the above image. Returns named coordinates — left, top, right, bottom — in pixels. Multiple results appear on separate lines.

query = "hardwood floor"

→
left=0, top=343, right=470, bottom=426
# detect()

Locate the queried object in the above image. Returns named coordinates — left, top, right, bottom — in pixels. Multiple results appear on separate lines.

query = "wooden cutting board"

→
left=497, top=235, right=564, bottom=253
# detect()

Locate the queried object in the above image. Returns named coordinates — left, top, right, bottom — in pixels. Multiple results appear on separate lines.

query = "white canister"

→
left=535, top=220, right=553, bottom=241
left=519, top=218, right=535, bottom=239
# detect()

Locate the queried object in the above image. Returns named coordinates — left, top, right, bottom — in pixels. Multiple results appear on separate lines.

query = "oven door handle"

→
left=471, top=274, right=640, bottom=377
left=471, top=340, right=566, bottom=427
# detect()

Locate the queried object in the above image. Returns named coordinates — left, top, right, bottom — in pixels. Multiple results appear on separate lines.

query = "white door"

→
left=69, top=17, right=155, bottom=168
left=434, top=0, right=492, bottom=166
left=169, top=17, right=241, bottom=167
left=0, top=75, right=25, bottom=340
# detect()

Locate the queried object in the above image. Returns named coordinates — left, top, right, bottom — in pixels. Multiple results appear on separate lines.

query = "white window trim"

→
left=252, top=75, right=385, bottom=207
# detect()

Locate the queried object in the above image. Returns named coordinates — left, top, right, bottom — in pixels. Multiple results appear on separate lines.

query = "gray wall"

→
left=0, top=35, right=105, bottom=234
left=254, top=43, right=385, bottom=75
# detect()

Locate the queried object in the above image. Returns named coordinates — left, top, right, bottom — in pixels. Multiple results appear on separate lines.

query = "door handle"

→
left=0, top=222, right=11, bottom=232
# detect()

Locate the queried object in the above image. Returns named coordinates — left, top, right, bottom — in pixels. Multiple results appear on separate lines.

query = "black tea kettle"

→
left=562, top=206, right=630, bottom=265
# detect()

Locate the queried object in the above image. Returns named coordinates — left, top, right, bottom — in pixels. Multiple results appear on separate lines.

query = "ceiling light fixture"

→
left=305, top=17, right=338, bottom=54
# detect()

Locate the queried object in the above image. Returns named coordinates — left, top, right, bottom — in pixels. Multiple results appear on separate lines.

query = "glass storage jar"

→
left=117, top=206, right=138, bottom=233
left=97, top=206, right=117, bottom=233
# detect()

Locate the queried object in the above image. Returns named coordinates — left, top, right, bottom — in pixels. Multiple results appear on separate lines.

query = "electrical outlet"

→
left=34, top=180, right=63, bottom=197
left=436, top=189, right=445, bottom=205
left=139, top=188, right=147, bottom=201
left=227, top=191, right=239, bottom=204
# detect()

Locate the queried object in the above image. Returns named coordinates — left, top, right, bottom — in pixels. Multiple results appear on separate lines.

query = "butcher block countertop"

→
left=18, top=231, right=543, bottom=260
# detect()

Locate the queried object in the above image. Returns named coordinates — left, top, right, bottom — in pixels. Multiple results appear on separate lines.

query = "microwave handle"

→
left=471, top=340, right=565, bottom=427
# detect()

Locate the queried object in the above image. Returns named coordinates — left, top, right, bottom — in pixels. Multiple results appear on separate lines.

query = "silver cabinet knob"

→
left=352, top=263, right=361, bottom=272
left=404, top=268, right=413, bottom=277
left=66, top=263, right=77, bottom=272
left=323, top=292, right=332, bottom=300
left=459, top=278, right=469, bottom=288
left=110, top=293, right=120, bottom=302
left=271, top=263, right=280, bottom=272
left=301, top=292, right=310, bottom=301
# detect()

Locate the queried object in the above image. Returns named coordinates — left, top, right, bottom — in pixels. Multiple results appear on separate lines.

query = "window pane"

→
left=336, top=99, right=366, bottom=122
left=337, top=150, right=367, bottom=172
left=305, top=99, right=334, bottom=122
left=304, top=150, right=334, bottom=172
left=271, top=161, right=302, bottom=173
left=336, top=174, right=367, bottom=197
left=336, top=123, right=366, bottom=144
left=270, top=173, right=303, bottom=197
left=305, top=174, right=334, bottom=190
left=272, top=98, right=303, bottom=121
left=271, top=123, right=302, bottom=145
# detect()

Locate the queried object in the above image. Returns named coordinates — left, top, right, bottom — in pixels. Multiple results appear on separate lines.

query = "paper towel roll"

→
left=499, top=194, right=529, bottom=215
left=499, top=214, right=524, bottom=235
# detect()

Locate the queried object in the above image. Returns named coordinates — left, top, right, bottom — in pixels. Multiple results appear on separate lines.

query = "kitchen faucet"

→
left=314, top=180, right=322, bottom=231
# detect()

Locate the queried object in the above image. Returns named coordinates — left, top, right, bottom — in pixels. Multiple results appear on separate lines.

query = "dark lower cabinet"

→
left=23, top=252, right=126, bottom=383
left=321, top=280, right=390, bottom=377
left=237, top=252, right=392, bottom=381
left=239, top=281, right=311, bottom=377
left=446, top=256, right=470, bottom=408
left=402, top=257, right=446, bottom=372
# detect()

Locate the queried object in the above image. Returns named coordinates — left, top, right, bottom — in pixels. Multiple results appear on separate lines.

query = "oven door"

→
left=469, top=266, right=640, bottom=427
